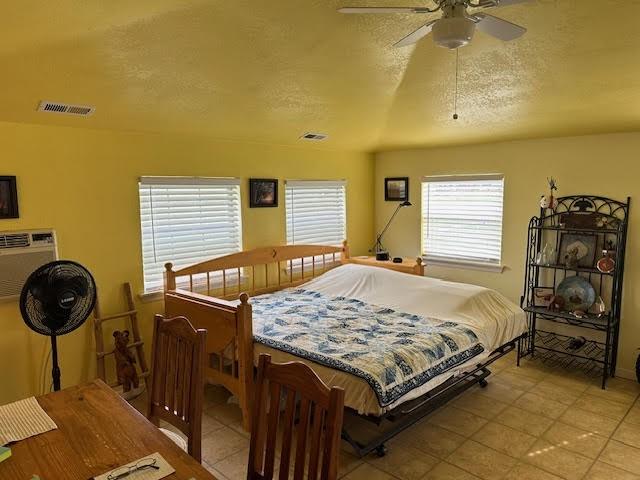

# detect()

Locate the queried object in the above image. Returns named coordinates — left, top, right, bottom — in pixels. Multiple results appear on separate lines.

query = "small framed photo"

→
left=560, top=212, right=619, bottom=230
left=557, top=233, right=597, bottom=268
left=0, top=176, right=18, bottom=219
left=249, top=179, right=278, bottom=208
left=385, top=177, right=409, bottom=202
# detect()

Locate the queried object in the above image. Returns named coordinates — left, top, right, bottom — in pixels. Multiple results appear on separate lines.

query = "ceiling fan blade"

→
left=474, top=13, right=526, bottom=41
left=394, top=20, right=437, bottom=47
left=338, top=7, right=431, bottom=14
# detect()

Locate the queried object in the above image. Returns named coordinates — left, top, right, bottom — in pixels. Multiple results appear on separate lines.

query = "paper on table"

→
left=94, top=452, right=175, bottom=480
left=0, top=397, right=57, bottom=446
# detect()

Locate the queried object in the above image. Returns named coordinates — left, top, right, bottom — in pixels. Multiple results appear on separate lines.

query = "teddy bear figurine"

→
left=113, top=330, right=139, bottom=393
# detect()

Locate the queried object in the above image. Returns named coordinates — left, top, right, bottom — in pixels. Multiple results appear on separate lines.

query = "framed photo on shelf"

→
left=385, top=177, right=409, bottom=202
left=560, top=212, right=619, bottom=230
left=0, top=176, right=18, bottom=219
left=557, top=232, right=597, bottom=268
left=249, top=178, right=278, bottom=208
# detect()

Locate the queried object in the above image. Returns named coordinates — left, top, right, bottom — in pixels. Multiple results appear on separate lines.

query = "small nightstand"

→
left=347, top=256, right=424, bottom=276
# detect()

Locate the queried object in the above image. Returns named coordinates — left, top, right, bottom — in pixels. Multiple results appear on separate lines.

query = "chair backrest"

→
left=247, top=354, right=345, bottom=480
left=147, top=314, right=207, bottom=462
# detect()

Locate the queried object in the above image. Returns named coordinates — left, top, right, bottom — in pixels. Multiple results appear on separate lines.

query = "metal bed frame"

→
left=341, top=335, right=524, bottom=458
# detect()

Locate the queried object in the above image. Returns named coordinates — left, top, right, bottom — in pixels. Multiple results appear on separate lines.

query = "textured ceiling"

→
left=0, top=0, right=638, bottom=150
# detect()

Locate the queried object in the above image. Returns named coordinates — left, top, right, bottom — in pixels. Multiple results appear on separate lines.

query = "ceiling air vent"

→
left=300, top=132, right=328, bottom=141
left=37, top=101, right=95, bottom=117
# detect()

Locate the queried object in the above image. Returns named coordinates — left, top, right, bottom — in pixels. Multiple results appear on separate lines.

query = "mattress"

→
left=248, top=263, right=527, bottom=416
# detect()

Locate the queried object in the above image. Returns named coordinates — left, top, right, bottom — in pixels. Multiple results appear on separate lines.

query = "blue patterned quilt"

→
left=252, top=289, right=485, bottom=407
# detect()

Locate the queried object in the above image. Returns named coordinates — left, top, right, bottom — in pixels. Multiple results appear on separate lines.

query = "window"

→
left=138, top=177, right=242, bottom=294
left=285, top=180, right=346, bottom=247
left=422, top=175, right=504, bottom=268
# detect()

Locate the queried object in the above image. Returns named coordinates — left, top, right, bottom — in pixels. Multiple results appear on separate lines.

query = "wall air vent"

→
left=37, top=101, right=95, bottom=116
left=300, top=132, right=328, bottom=141
left=0, top=233, right=29, bottom=249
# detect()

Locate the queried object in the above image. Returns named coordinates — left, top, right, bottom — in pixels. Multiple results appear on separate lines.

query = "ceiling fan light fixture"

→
left=432, top=16, right=476, bottom=49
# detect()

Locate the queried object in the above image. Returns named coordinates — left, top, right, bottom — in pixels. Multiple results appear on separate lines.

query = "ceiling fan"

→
left=339, top=0, right=531, bottom=49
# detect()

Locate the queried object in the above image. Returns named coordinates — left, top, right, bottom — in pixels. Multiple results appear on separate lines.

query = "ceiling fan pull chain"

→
left=453, top=48, right=459, bottom=120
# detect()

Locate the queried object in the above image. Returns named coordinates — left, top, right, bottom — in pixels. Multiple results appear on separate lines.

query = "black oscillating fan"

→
left=20, top=261, right=97, bottom=391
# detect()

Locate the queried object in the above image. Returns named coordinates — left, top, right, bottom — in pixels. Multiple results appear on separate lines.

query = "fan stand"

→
left=50, top=335, right=62, bottom=391
left=20, top=260, right=97, bottom=394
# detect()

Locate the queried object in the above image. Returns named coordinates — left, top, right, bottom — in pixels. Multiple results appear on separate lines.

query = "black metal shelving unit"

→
left=519, top=195, right=630, bottom=388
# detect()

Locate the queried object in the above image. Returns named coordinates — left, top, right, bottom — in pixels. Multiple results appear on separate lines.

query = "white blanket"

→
left=246, top=263, right=527, bottom=413
left=298, top=264, right=526, bottom=353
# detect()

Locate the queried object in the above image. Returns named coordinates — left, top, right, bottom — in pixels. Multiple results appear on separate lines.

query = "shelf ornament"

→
left=539, top=177, right=558, bottom=211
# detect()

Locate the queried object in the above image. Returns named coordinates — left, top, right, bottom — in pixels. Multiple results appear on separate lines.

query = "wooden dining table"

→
left=0, top=380, right=217, bottom=479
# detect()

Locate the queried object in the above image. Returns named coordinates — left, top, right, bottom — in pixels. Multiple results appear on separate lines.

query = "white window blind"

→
left=286, top=180, right=346, bottom=246
left=422, top=175, right=504, bottom=265
left=139, top=177, right=242, bottom=293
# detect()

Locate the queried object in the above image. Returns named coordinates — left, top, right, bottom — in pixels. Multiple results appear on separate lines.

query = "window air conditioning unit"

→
left=0, top=230, right=58, bottom=301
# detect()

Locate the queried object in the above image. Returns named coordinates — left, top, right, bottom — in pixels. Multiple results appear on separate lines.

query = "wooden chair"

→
left=147, top=314, right=207, bottom=462
left=247, top=354, right=345, bottom=480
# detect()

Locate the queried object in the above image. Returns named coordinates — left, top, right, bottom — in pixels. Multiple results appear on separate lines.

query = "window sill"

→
left=139, top=291, right=164, bottom=303
left=422, top=257, right=505, bottom=273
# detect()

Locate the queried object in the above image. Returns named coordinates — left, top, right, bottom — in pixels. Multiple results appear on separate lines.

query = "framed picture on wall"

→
left=249, top=178, right=278, bottom=208
left=0, top=176, right=18, bottom=219
left=385, top=177, right=409, bottom=202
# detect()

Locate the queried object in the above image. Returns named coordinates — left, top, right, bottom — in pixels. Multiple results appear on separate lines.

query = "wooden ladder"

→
left=93, top=282, right=150, bottom=394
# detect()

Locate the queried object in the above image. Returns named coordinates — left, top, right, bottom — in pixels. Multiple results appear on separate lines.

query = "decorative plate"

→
left=597, top=255, right=615, bottom=273
left=556, top=276, right=596, bottom=312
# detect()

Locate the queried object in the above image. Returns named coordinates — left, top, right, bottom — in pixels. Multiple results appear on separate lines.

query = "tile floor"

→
left=131, top=352, right=640, bottom=480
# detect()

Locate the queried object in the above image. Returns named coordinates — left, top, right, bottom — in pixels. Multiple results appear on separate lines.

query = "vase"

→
left=540, top=243, right=555, bottom=266
left=592, top=296, right=606, bottom=317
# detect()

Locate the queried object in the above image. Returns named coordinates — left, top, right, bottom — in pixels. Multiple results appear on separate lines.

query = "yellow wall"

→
left=0, top=121, right=374, bottom=404
left=3, top=123, right=639, bottom=403
left=375, top=132, right=640, bottom=378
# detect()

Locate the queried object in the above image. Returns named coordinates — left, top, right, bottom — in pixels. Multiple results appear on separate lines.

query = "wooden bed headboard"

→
left=163, top=241, right=350, bottom=431
left=164, top=241, right=350, bottom=300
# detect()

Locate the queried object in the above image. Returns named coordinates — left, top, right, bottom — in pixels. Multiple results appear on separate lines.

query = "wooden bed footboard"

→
left=164, top=289, right=254, bottom=430
left=163, top=241, right=350, bottom=430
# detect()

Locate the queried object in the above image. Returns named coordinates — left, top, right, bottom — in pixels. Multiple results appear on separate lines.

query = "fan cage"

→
left=20, top=261, right=97, bottom=336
